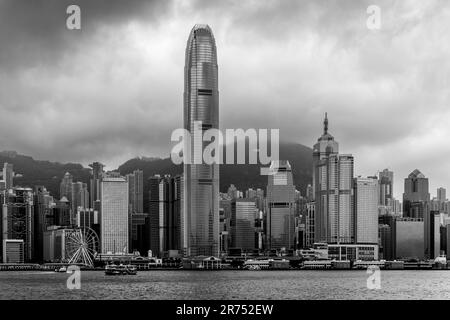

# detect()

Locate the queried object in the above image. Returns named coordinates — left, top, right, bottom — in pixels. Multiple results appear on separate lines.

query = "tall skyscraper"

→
left=89, top=162, right=104, bottom=208
left=126, top=170, right=144, bottom=214
left=183, top=24, right=219, bottom=257
left=100, top=176, right=128, bottom=254
left=379, top=169, right=394, bottom=207
left=403, top=169, right=430, bottom=218
left=437, top=187, right=446, bottom=212
left=2, top=188, right=34, bottom=262
left=149, top=174, right=162, bottom=256
left=354, top=177, right=379, bottom=244
left=267, top=160, right=296, bottom=251
left=2, top=163, right=14, bottom=190
left=33, top=186, right=55, bottom=262
left=313, top=114, right=354, bottom=244
left=231, top=198, right=257, bottom=252
left=59, top=172, right=73, bottom=201
left=71, top=181, right=89, bottom=217
left=402, top=169, right=433, bottom=258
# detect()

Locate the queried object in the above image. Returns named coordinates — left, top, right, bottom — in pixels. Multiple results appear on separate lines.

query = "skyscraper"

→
left=231, top=198, right=257, bottom=252
left=89, top=162, right=104, bottom=208
left=2, top=163, right=14, bottom=190
left=313, top=114, right=354, bottom=244
left=379, top=169, right=393, bottom=207
left=354, top=177, right=379, bottom=244
left=437, top=187, right=446, bottom=211
left=267, top=160, right=296, bottom=251
left=149, top=174, right=162, bottom=256
left=126, top=170, right=144, bottom=214
left=403, top=169, right=430, bottom=218
left=100, top=176, right=128, bottom=254
left=2, top=188, right=34, bottom=262
left=59, top=172, right=73, bottom=201
left=183, top=24, right=219, bottom=257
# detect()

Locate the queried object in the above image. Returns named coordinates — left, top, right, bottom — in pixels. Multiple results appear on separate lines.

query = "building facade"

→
left=183, top=24, right=220, bottom=257
left=313, top=114, right=354, bottom=244
left=100, top=176, right=128, bottom=254
left=354, top=177, right=379, bottom=244
left=267, top=160, right=296, bottom=251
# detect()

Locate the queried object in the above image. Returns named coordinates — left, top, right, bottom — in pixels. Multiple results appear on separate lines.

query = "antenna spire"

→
left=324, top=112, right=328, bottom=135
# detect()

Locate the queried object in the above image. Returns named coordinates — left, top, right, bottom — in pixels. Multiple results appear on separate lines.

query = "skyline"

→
left=1, top=0, right=450, bottom=200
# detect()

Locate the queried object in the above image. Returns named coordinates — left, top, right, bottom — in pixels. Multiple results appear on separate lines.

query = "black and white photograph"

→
left=0, top=0, right=449, bottom=315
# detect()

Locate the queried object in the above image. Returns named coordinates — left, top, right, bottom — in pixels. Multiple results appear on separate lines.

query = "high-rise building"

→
left=267, top=160, right=296, bottom=251
left=2, top=163, right=14, bottom=190
left=158, top=175, right=183, bottom=254
left=130, top=212, right=150, bottom=256
left=313, top=114, right=354, bottom=244
left=403, top=169, right=430, bottom=218
left=306, top=184, right=313, bottom=202
left=149, top=174, right=184, bottom=257
left=59, top=172, right=73, bottom=201
left=437, top=188, right=446, bottom=204
left=100, top=176, right=128, bottom=254
left=437, top=188, right=446, bottom=212
left=126, top=170, right=144, bottom=214
left=395, top=218, right=424, bottom=260
left=33, top=186, right=56, bottom=262
left=71, top=181, right=89, bottom=216
left=2, top=188, right=34, bottom=262
left=354, top=177, right=379, bottom=244
left=230, top=198, right=257, bottom=252
left=183, top=24, right=219, bottom=257
left=402, top=169, right=432, bottom=258
left=378, top=214, right=396, bottom=260
left=89, top=162, right=104, bottom=208
left=379, top=169, right=394, bottom=207
left=306, top=202, right=315, bottom=247
left=149, top=175, right=162, bottom=256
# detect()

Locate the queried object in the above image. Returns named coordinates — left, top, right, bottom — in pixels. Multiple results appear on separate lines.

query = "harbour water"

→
left=0, top=270, right=449, bottom=300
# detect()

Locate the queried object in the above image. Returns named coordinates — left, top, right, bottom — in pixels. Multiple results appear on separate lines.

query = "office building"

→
left=395, top=218, right=424, bottom=260
left=313, top=114, right=354, bottom=244
left=379, top=169, right=394, bottom=207
left=354, top=177, right=379, bottom=244
left=230, top=198, right=257, bottom=252
left=183, top=24, right=219, bottom=257
left=403, top=169, right=430, bottom=218
left=59, top=172, right=73, bottom=202
left=33, top=186, right=56, bottom=262
left=89, top=162, right=104, bottom=208
left=126, top=170, right=144, bottom=214
left=267, top=160, right=296, bottom=251
left=100, top=176, right=128, bottom=254
left=2, top=163, right=14, bottom=190
left=149, top=175, right=162, bottom=256
left=2, top=188, right=34, bottom=262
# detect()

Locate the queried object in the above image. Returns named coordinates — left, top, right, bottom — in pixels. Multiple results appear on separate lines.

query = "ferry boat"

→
left=55, top=266, right=67, bottom=273
left=105, top=264, right=137, bottom=275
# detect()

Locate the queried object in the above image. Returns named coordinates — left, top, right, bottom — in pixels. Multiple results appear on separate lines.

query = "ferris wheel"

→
left=65, top=227, right=99, bottom=268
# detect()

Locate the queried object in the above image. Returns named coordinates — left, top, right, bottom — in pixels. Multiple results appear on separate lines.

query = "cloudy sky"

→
left=0, top=0, right=449, bottom=198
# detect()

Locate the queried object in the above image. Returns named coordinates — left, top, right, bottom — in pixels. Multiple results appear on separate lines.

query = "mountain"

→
left=0, top=142, right=313, bottom=210
left=117, top=142, right=313, bottom=212
left=0, top=151, right=91, bottom=198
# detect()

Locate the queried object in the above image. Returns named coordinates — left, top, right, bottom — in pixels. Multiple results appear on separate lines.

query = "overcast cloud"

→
left=1, top=0, right=449, bottom=198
